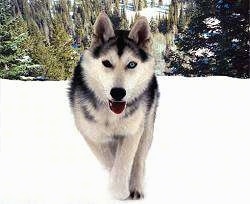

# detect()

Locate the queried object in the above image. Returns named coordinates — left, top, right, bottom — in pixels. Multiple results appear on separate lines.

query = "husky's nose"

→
left=110, top=87, right=126, bottom=101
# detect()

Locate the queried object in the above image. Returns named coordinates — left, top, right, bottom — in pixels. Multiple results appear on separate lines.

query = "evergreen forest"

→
left=0, top=0, right=249, bottom=80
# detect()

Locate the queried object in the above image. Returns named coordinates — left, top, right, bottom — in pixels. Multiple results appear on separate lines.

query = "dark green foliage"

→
left=0, top=0, right=12, bottom=25
left=177, top=4, right=185, bottom=33
left=150, top=0, right=155, bottom=7
left=28, top=0, right=53, bottom=44
left=134, top=0, right=147, bottom=11
left=158, top=15, right=168, bottom=34
left=114, top=0, right=120, bottom=14
left=120, top=7, right=129, bottom=30
left=215, top=0, right=249, bottom=78
left=47, top=17, right=78, bottom=80
left=1, top=0, right=249, bottom=79
left=0, top=20, right=39, bottom=79
left=103, top=0, right=112, bottom=16
left=81, top=0, right=102, bottom=46
left=138, top=0, right=143, bottom=10
left=72, top=2, right=85, bottom=49
left=0, top=0, right=80, bottom=80
left=109, top=2, right=129, bottom=30
left=167, top=0, right=178, bottom=31
left=25, top=19, right=52, bottom=78
left=167, top=0, right=249, bottom=78
left=150, top=17, right=158, bottom=33
left=54, top=0, right=73, bottom=33
left=0, top=1, right=38, bottom=80
left=109, top=11, right=121, bottom=30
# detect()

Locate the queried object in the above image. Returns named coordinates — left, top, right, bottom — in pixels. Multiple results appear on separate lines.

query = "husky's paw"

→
left=109, top=179, right=130, bottom=200
left=110, top=185, right=130, bottom=200
left=129, top=190, right=144, bottom=200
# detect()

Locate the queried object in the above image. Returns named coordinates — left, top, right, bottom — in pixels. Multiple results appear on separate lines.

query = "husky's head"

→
left=81, top=12, right=155, bottom=114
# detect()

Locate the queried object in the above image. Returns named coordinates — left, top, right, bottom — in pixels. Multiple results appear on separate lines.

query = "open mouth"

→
left=109, top=100, right=126, bottom=114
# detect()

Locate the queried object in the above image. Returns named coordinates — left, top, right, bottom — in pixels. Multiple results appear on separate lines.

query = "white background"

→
left=0, top=76, right=250, bottom=204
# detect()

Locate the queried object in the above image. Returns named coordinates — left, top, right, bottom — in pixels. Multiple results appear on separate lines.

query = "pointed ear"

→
left=91, top=12, right=115, bottom=46
left=128, top=16, right=151, bottom=49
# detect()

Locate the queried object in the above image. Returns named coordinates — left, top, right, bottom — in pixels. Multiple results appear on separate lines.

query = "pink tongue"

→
left=109, top=100, right=126, bottom=114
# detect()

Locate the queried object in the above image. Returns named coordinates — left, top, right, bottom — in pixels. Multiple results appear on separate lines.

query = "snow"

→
left=17, top=55, right=31, bottom=63
left=0, top=77, right=250, bottom=204
left=126, top=7, right=167, bottom=23
left=232, top=38, right=239, bottom=43
left=125, top=0, right=171, bottom=23
left=204, top=17, right=221, bottom=29
left=192, top=48, right=215, bottom=57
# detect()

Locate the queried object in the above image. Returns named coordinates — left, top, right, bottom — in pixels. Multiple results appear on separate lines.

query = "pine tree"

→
left=29, top=0, right=53, bottom=44
left=55, top=0, right=73, bottom=33
left=109, top=12, right=121, bottom=30
left=133, top=0, right=138, bottom=11
left=114, top=0, right=120, bottom=15
left=81, top=0, right=102, bottom=46
left=158, top=15, right=168, bottom=34
left=103, top=0, right=112, bottom=15
left=150, top=0, right=155, bottom=7
left=14, top=0, right=32, bottom=21
left=72, top=2, right=84, bottom=49
left=167, top=0, right=179, bottom=33
left=214, top=0, right=249, bottom=77
left=0, top=1, right=36, bottom=79
left=48, top=17, right=78, bottom=80
left=138, top=0, right=143, bottom=11
left=120, top=6, right=129, bottom=30
left=150, top=17, right=158, bottom=33
left=177, top=3, right=185, bottom=33
left=25, top=19, right=52, bottom=78
left=0, top=0, right=11, bottom=25
left=170, top=0, right=249, bottom=78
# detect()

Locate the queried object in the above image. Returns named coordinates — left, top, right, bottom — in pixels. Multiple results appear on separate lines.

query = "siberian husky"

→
left=69, top=12, right=159, bottom=200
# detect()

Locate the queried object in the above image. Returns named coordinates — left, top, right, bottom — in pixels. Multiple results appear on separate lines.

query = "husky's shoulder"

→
left=68, top=61, right=100, bottom=109
left=144, top=74, right=159, bottom=111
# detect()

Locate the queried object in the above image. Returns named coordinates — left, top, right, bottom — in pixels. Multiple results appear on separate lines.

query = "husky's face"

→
left=81, top=12, right=155, bottom=114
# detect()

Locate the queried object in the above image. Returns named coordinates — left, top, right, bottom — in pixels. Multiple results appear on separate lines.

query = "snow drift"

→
left=0, top=77, right=249, bottom=204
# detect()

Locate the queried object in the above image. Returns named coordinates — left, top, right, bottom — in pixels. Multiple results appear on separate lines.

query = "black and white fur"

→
left=69, top=12, right=159, bottom=200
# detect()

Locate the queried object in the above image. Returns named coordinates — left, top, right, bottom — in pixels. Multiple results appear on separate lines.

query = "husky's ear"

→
left=91, top=12, right=115, bottom=46
left=128, top=16, right=151, bottom=50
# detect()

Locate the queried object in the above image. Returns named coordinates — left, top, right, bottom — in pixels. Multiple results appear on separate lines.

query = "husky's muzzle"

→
left=109, top=87, right=127, bottom=114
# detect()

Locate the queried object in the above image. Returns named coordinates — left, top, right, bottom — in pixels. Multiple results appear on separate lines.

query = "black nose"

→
left=110, top=87, right=126, bottom=101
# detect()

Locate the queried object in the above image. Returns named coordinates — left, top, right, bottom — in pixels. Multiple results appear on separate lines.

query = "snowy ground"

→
left=0, top=77, right=250, bottom=204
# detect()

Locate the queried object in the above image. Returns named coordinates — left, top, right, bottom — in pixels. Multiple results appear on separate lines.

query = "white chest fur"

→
left=73, top=100, right=146, bottom=143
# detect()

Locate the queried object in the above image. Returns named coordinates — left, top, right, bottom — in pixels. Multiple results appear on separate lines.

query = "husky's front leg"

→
left=129, top=124, right=154, bottom=199
left=129, top=102, right=157, bottom=199
left=109, top=128, right=143, bottom=200
left=84, top=136, right=115, bottom=170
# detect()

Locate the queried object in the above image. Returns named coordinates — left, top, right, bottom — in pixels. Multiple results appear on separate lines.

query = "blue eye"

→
left=102, top=60, right=113, bottom=68
left=127, top=61, right=137, bottom=69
